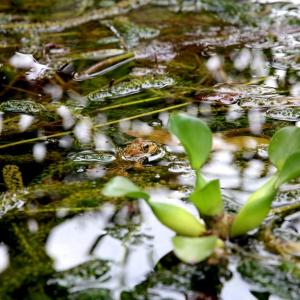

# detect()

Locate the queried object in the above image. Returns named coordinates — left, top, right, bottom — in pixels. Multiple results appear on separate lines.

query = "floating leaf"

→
left=102, top=176, right=149, bottom=200
left=169, top=113, right=212, bottom=170
left=276, top=151, right=300, bottom=187
left=190, top=179, right=223, bottom=216
left=268, top=126, right=300, bottom=170
left=148, top=199, right=206, bottom=237
left=230, top=176, right=277, bottom=237
left=172, top=235, right=218, bottom=264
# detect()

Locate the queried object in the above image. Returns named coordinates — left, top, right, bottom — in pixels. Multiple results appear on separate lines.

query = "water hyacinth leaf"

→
left=148, top=199, right=206, bottom=237
left=268, top=126, right=300, bottom=170
left=102, top=176, right=149, bottom=200
left=172, top=235, right=218, bottom=264
left=195, top=170, right=206, bottom=190
left=276, top=151, right=300, bottom=187
left=190, top=179, right=223, bottom=216
left=230, top=176, right=277, bottom=237
left=169, top=113, right=212, bottom=170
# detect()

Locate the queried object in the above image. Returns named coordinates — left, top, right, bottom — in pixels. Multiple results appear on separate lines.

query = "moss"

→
left=2, top=165, right=24, bottom=192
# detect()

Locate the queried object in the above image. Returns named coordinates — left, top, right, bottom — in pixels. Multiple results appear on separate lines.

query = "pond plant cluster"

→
left=104, top=113, right=300, bottom=263
left=0, top=0, right=300, bottom=299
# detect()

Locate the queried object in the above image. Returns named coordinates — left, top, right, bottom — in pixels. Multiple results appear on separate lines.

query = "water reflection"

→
left=0, top=0, right=300, bottom=298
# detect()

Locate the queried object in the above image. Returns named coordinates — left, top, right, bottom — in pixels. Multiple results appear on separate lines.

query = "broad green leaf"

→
left=190, top=179, right=223, bottom=216
left=276, top=151, right=300, bottom=187
left=102, top=176, right=149, bottom=200
left=230, top=176, right=277, bottom=237
left=172, top=235, right=218, bottom=264
left=148, top=199, right=206, bottom=236
left=169, top=113, right=212, bottom=170
left=268, top=126, right=300, bottom=170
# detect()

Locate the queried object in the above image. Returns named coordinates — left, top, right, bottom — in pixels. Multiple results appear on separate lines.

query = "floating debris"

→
left=198, top=83, right=278, bottom=105
left=0, top=0, right=152, bottom=33
left=45, top=49, right=127, bottom=79
left=274, top=189, right=300, bottom=206
left=0, top=100, right=47, bottom=116
left=74, top=52, right=135, bottom=80
left=239, top=96, right=300, bottom=109
left=97, top=36, right=120, bottom=45
left=68, top=150, right=116, bottom=164
left=215, top=83, right=276, bottom=96
left=9, top=52, right=50, bottom=80
left=102, top=17, right=160, bottom=48
left=87, top=75, right=175, bottom=102
left=135, top=40, right=176, bottom=62
left=0, top=193, right=25, bottom=217
left=266, top=106, right=300, bottom=122
left=196, top=92, right=240, bottom=105
left=0, top=165, right=25, bottom=216
left=63, top=48, right=125, bottom=61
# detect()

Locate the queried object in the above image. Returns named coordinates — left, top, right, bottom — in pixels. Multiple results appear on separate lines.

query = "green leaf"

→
left=276, top=151, right=300, bottom=187
left=230, top=176, right=277, bottom=237
left=169, top=113, right=212, bottom=170
left=102, top=176, right=149, bottom=200
left=190, top=179, right=223, bottom=216
left=148, top=199, right=206, bottom=236
left=268, top=127, right=300, bottom=170
left=195, top=170, right=206, bottom=189
left=172, top=235, right=218, bottom=264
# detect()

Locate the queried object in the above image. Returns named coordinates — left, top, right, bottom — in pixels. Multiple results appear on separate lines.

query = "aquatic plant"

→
left=103, top=113, right=300, bottom=264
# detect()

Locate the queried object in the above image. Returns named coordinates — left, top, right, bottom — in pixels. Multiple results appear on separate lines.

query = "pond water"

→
left=0, top=0, right=300, bottom=299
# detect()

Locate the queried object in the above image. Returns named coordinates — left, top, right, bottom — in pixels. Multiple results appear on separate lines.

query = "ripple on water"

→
left=168, top=161, right=191, bottom=174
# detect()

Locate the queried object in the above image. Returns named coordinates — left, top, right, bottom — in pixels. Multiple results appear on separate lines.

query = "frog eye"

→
left=143, top=144, right=150, bottom=150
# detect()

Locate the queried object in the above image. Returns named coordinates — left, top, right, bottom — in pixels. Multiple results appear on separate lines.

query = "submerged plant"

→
left=102, top=113, right=300, bottom=263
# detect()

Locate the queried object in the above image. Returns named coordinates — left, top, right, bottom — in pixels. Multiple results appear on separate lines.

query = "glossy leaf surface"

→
left=230, top=176, right=277, bottom=237
left=276, top=151, right=300, bottom=187
left=102, top=176, right=149, bottom=200
left=169, top=113, right=212, bottom=170
left=148, top=199, right=206, bottom=237
left=172, top=235, right=218, bottom=264
left=268, top=126, right=300, bottom=170
left=190, top=179, right=223, bottom=216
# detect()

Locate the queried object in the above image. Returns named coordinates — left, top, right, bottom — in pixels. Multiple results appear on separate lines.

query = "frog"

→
left=108, top=138, right=165, bottom=176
